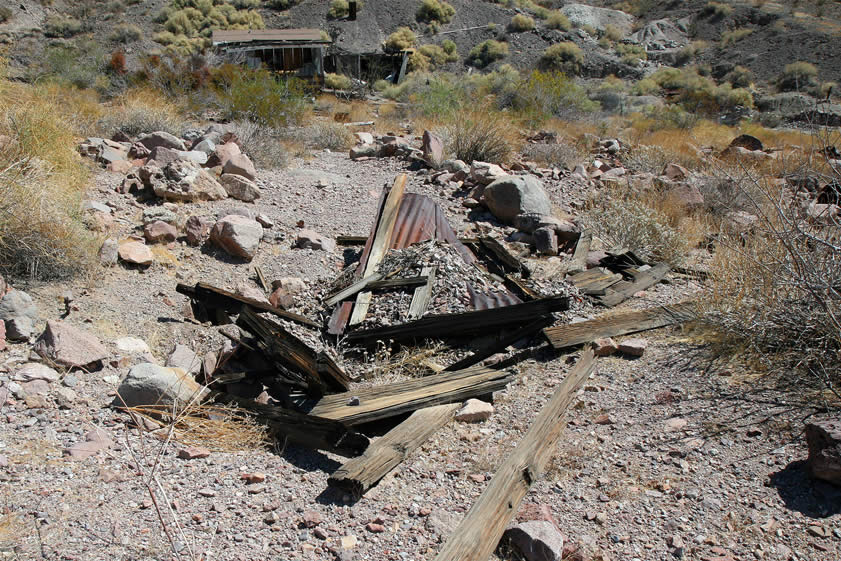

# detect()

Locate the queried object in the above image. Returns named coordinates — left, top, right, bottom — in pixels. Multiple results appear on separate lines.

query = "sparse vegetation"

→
left=444, top=107, right=516, bottom=163
left=703, top=1, right=734, bottom=18
left=545, top=11, right=571, bottom=31
left=384, top=27, right=417, bottom=52
left=110, top=23, right=142, bottom=43
left=324, top=72, right=353, bottom=90
left=44, top=15, right=83, bottom=38
left=615, top=43, right=647, bottom=66
left=603, top=24, right=624, bottom=41
left=509, top=14, right=535, bottom=32
left=467, top=39, right=509, bottom=68
left=327, top=0, right=362, bottom=18
left=155, top=0, right=265, bottom=54
left=674, top=40, right=708, bottom=66
left=0, top=7, right=12, bottom=23
left=721, top=27, right=754, bottom=47
left=725, top=65, right=753, bottom=88
left=540, top=42, right=583, bottom=75
left=416, top=0, right=455, bottom=24
left=779, top=61, right=819, bottom=91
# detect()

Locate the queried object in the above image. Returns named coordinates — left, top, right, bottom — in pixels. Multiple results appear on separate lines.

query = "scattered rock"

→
left=455, top=399, right=494, bottom=423
left=222, top=153, right=257, bottom=181
left=483, top=176, right=552, bottom=225
left=64, top=428, right=114, bottom=460
left=366, top=523, right=385, bottom=533
left=350, top=144, right=379, bottom=159
left=422, top=130, right=445, bottom=168
left=355, top=132, right=374, bottom=145
left=617, top=338, right=647, bottom=357
left=294, top=229, right=336, bottom=252
left=137, top=131, right=186, bottom=152
left=593, top=338, right=618, bottom=357
left=99, top=238, right=119, bottom=265
left=166, top=344, right=202, bottom=375
left=665, top=417, right=688, bottom=431
left=13, top=363, right=59, bottom=383
left=210, top=215, right=263, bottom=260
left=503, top=520, right=565, bottom=561
left=115, top=337, right=151, bottom=355
left=154, top=160, right=227, bottom=202
left=148, top=145, right=208, bottom=167
left=533, top=227, right=558, bottom=255
left=241, top=472, right=266, bottom=484
left=470, top=161, right=507, bottom=186
left=220, top=173, right=261, bottom=202
left=206, top=141, right=241, bottom=168
left=0, top=289, right=38, bottom=341
left=728, top=134, right=763, bottom=152
left=805, top=419, right=841, bottom=486
left=20, top=379, right=50, bottom=396
left=118, top=241, right=154, bottom=266
left=178, top=446, right=211, bottom=460
left=144, top=220, right=178, bottom=244
left=113, top=362, right=205, bottom=408
left=34, top=320, right=108, bottom=369
left=269, top=287, right=295, bottom=309
left=185, top=216, right=213, bottom=246
left=54, top=387, right=77, bottom=408
left=662, top=163, right=689, bottom=181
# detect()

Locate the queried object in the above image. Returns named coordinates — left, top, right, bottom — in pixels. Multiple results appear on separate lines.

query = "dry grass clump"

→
left=468, top=39, right=509, bottom=68
left=0, top=77, right=99, bottom=280
left=540, top=42, right=583, bottom=75
left=520, top=141, right=585, bottom=170
left=416, top=0, right=456, bottom=24
left=384, top=27, right=417, bottom=52
left=225, top=119, right=290, bottom=168
left=97, top=87, right=189, bottom=137
left=509, top=14, right=535, bottom=32
left=324, top=72, right=353, bottom=90
left=546, top=10, right=570, bottom=30
left=443, top=107, right=518, bottom=164
left=778, top=61, right=819, bottom=92
left=126, top=404, right=269, bottom=452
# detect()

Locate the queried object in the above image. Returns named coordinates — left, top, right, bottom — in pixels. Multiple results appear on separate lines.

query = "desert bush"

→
left=720, top=27, right=753, bottom=47
left=467, top=39, right=509, bottom=68
left=298, top=120, right=353, bottom=151
left=327, top=0, right=355, bottom=18
left=725, top=65, right=753, bottom=88
left=0, top=79, right=99, bottom=279
left=623, top=144, right=673, bottom=175
left=714, top=82, right=753, bottom=108
left=509, top=70, right=598, bottom=125
left=703, top=1, right=733, bottom=18
left=97, top=87, right=189, bottom=137
left=36, top=41, right=109, bottom=92
left=0, top=7, right=12, bottom=22
left=110, top=23, right=142, bottom=43
left=210, top=66, right=310, bottom=127
left=158, top=0, right=264, bottom=54
left=384, top=27, right=416, bottom=52
left=225, top=119, right=289, bottom=168
left=540, top=42, right=583, bottom=75
left=702, top=165, right=841, bottom=400
left=509, top=14, right=535, bottom=32
left=674, top=40, right=708, bottom=66
left=820, top=81, right=838, bottom=100
left=266, top=0, right=302, bottom=8
left=615, top=43, right=646, bottom=66
left=441, top=39, right=457, bottom=58
left=324, top=72, right=352, bottom=90
left=545, top=11, right=570, bottom=30
left=44, top=15, right=82, bottom=38
left=444, top=107, right=516, bottom=163
left=520, top=141, right=585, bottom=169
left=416, top=0, right=455, bottom=24
left=631, top=77, right=659, bottom=95
left=603, top=23, right=624, bottom=41
left=588, top=198, right=689, bottom=266
left=779, top=61, right=818, bottom=92
left=410, top=74, right=467, bottom=118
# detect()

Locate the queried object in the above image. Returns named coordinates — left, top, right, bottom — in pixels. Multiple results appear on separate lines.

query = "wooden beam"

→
left=543, top=302, right=696, bottom=350
left=367, top=275, right=428, bottom=290
left=432, top=349, right=596, bottom=561
left=479, top=237, right=530, bottom=278
left=254, top=266, right=270, bottom=293
left=566, top=230, right=591, bottom=275
left=176, top=282, right=319, bottom=328
left=443, top=316, right=554, bottom=372
left=328, top=403, right=459, bottom=498
left=598, top=262, right=671, bottom=307
left=408, top=266, right=435, bottom=320
left=212, top=391, right=369, bottom=458
left=308, top=366, right=515, bottom=425
left=569, top=268, right=623, bottom=296
left=346, top=295, right=569, bottom=346
left=350, top=174, right=408, bottom=325
left=324, top=273, right=384, bottom=307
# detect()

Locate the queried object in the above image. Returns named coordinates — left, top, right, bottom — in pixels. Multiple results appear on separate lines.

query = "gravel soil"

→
left=1, top=145, right=839, bottom=561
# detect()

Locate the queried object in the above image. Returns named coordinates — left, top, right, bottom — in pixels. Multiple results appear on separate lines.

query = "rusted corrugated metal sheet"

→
left=328, top=186, right=519, bottom=335
left=212, top=29, right=329, bottom=45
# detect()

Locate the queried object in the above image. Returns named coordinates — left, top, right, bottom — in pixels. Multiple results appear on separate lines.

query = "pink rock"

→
left=301, top=510, right=323, bottom=528
left=222, top=153, right=256, bottom=181
left=34, top=320, right=108, bottom=369
left=178, top=446, right=211, bottom=460
left=294, top=229, right=336, bottom=252
left=107, top=160, right=133, bottom=174
left=455, top=399, right=494, bottom=423
left=21, top=379, right=50, bottom=396
left=118, top=241, right=154, bottom=266
left=0, top=321, right=5, bottom=351
left=366, top=523, right=385, bottom=533
left=593, top=338, right=618, bottom=357
left=241, top=472, right=266, bottom=484
left=422, top=130, right=444, bottom=167
left=269, top=287, right=294, bottom=309
left=185, top=216, right=213, bottom=246
left=210, top=215, right=263, bottom=260
left=64, top=428, right=113, bottom=460
left=144, top=220, right=177, bottom=244
left=662, top=163, right=689, bottom=181
left=206, top=141, right=241, bottom=168
left=618, top=338, right=647, bottom=357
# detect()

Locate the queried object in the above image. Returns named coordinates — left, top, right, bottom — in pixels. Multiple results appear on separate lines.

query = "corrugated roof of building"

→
left=212, top=29, right=330, bottom=45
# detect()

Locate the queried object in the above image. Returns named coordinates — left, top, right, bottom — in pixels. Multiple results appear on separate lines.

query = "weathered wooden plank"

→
left=433, top=349, right=596, bottom=561
left=346, top=295, right=568, bottom=346
left=254, top=266, right=270, bottom=292
left=443, top=316, right=554, bottom=372
left=569, top=268, right=623, bottom=296
left=408, top=266, right=436, bottom=320
left=566, top=230, right=592, bottom=275
left=336, top=235, right=369, bottom=246
left=503, top=274, right=540, bottom=301
left=543, top=302, right=696, bottom=350
left=237, top=306, right=351, bottom=395
left=324, top=273, right=384, bottom=307
left=309, top=366, right=515, bottom=425
left=328, top=403, right=459, bottom=498
left=176, top=282, right=319, bottom=328
left=598, top=262, right=671, bottom=307
left=350, top=174, right=408, bottom=325
left=479, top=237, right=531, bottom=278
left=367, top=275, right=428, bottom=290
left=212, top=391, right=369, bottom=458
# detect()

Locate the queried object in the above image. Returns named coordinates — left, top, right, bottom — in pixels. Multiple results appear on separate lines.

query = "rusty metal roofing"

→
left=212, top=29, right=330, bottom=45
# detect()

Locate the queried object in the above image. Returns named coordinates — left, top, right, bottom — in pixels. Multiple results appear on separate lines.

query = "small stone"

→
left=178, top=446, right=211, bottom=460
left=264, top=511, right=280, bottom=525
left=593, top=338, right=618, bottom=357
left=185, top=216, right=213, bottom=246
left=13, top=363, right=59, bottom=383
left=665, top=418, right=688, bottom=431
left=118, top=241, right=154, bottom=266
left=455, top=399, right=494, bottom=423
left=807, top=526, right=826, bottom=538
left=64, top=428, right=113, bottom=460
left=198, top=488, right=217, bottom=498
left=503, top=520, right=564, bottom=561
left=366, top=523, right=385, bottom=533
left=144, top=221, right=178, bottom=244
left=54, top=387, right=77, bottom=408
left=618, top=338, right=647, bottom=357
left=594, top=414, right=614, bottom=425
left=241, top=472, right=266, bottom=484
left=24, top=394, right=49, bottom=409
left=99, top=238, right=119, bottom=265
left=166, top=344, right=202, bottom=375
left=294, top=229, right=336, bottom=252
left=341, top=535, right=358, bottom=549
left=301, top=510, right=323, bottom=528
left=210, top=215, right=263, bottom=261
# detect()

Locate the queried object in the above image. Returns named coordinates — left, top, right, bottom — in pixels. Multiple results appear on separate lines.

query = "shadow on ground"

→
left=768, top=460, right=841, bottom=519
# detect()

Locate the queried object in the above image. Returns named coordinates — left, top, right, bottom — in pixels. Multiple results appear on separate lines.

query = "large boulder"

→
left=806, top=419, right=841, bottom=486
left=483, top=176, right=552, bottom=225
left=118, top=240, right=154, bottom=266
left=137, top=131, right=186, bottom=152
left=210, top=215, right=263, bottom=260
left=154, top=160, right=228, bottom=202
left=561, top=3, right=634, bottom=35
left=0, top=289, right=38, bottom=341
left=503, top=521, right=565, bottom=561
left=148, top=146, right=208, bottom=167
left=220, top=173, right=261, bottom=202
left=222, top=153, right=257, bottom=181
left=113, top=362, right=205, bottom=408
left=34, top=320, right=108, bottom=369
left=205, top=141, right=241, bottom=168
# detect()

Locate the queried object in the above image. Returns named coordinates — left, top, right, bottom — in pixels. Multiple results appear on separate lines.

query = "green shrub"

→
left=158, top=0, right=265, bottom=54
left=211, top=66, right=309, bottom=127
left=44, top=15, right=82, bottom=38
left=411, top=43, right=458, bottom=70
left=231, top=0, right=260, bottom=7
left=597, top=75, right=626, bottom=93
left=328, top=0, right=350, bottom=18
left=540, top=42, right=583, bottom=75
left=581, top=24, right=596, bottom=36
left=153, top=31, right=177, bottom=45
left=545, top=11, right=570, bottom=30
left=384, top=27, right=416, bottom=52
left=0, top=7, right=12, bottom=23
left=674, top=40, right=708, bottom=66
left=412, top=75, right=467, bottom=118
left=779, top=61, right=818, bottom=91
left=445, top=108, right=515, bottom=164
left=724, top=65, right=753, bottom=88
left=36, top=42, right=108, bottom=91
left=416, top=0, right=455, bottom=24
left=631, top=77, right=659, bottom=95
left=714, top=82, right=753, bottom=108
left=441, top=39, right=457, bottom=58
left=266, top=0, right=302, bottom=8
left=467, top=40, right=508, bottom=68
left=324, top=72, right=352, bottom=90
left=299, top=121, right=353, bottom=151
left=509, top=14, right=535, bottom=32
left=510, top=70, right=599, bottom=125
left=603, top=23, right=624, bottom=41
left=615, top=43, right=646, bottom=66
left=110, top=23, right=142, bottom=43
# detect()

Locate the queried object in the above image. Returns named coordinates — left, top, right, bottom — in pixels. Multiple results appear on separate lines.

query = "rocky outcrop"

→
left=482, top=176, right=552, bottom=224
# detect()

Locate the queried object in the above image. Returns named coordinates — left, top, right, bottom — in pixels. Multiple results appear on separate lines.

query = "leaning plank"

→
left=443, top=316, right=554, bottom=372
left=328, top=403, right=459, bottom=498
left=346, top=295, right=569, bottom=346
left=309, top=366, right=515, bottom=425
left=176, top=282, right=319, bottom=328
left=350, top=174, right=408, bottom=325
left=433, top=349, right=596, bottom=561
left=408, top=266, right=436, bottom=320
left=479, top=237, right=531, bottom=278
left=569, top=268, right=623, bottom=296
left=565, top=230, right=592, bottom=275
left=237, top=306, right=351, bottom=394
left=543, top=302, right=696, bottom=350
left=598, top=262, right=671, bottom=307
left=324, top=273, right=384, bottom=307
left=213, top=391, right=369, bottom=458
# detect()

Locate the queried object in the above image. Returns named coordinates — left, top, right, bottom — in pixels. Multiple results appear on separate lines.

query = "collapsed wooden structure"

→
left=212, top=29, right=330, bottom=78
